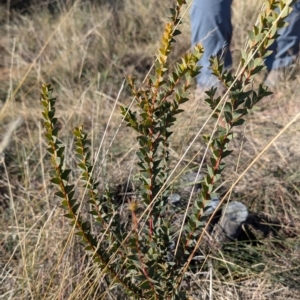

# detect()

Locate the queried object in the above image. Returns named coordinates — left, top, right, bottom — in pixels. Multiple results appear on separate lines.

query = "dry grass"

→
left=0, top=0, right=300, bottom=299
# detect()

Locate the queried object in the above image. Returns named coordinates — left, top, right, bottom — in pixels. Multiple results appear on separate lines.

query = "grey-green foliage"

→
left=41, top=0, right=295, bottom=299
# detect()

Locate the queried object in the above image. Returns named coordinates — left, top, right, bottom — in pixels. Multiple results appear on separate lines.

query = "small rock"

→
left=219, top=201, right=249, bottom=239
left=203, top=197, right=220, bottom=216
left=180, top=171, right=203, bottom=193
left=168, top=193, right=181, bottom=205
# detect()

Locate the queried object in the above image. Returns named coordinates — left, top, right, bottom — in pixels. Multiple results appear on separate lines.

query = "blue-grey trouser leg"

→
left=190, top=0, right=233, bottom=88
left=265, top=1, right=300, bottom=71
left=191, top=0, right=300, bottom=87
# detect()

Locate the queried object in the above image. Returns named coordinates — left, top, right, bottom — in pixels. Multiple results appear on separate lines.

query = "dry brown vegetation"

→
left=0, top=0, right=300, bottom=299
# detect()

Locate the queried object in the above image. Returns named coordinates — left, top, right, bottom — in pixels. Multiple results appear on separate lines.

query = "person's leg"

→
left=190, top=0, right=233, bottom=88
left=265, top=0, right=300, bottom=85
